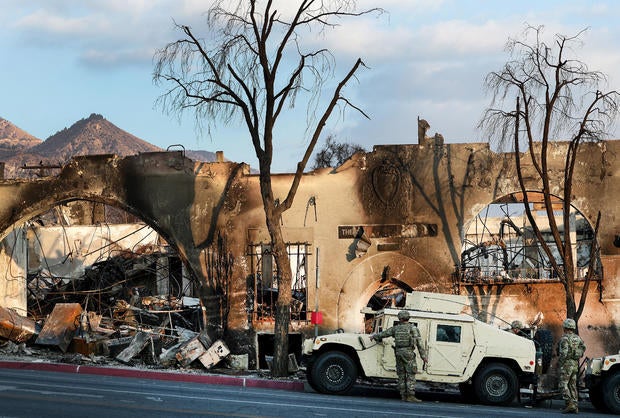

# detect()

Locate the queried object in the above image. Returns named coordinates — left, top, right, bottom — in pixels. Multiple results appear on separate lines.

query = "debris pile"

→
left=0, top=298, right=234, bottom=373
left=0, top=205, right=241, bottom=374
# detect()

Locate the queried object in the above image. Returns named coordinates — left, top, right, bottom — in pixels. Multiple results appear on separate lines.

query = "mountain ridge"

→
left=0, top=117, right=42, bottom=157
left=0, top=114, right=218, bottom=178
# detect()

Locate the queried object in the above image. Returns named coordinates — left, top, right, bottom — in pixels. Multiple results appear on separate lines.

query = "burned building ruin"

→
left=0, top=134, right=618, bottom=371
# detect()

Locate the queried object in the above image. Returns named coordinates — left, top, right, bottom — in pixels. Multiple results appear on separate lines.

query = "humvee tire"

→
left=601, top=371, right=620, bottom=414
left=588, top=381, right=609, bottom=413
left=305, top=355, right=321, bottom=393
left=310, top=351, right=358, bottom=394
left=473, top=362, right=518, bottom=405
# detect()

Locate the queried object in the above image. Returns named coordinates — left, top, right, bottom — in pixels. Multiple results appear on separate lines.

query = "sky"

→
left=1, top=0, right=620, bottom=173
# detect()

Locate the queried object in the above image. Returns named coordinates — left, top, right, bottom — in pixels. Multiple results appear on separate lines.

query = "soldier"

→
left=370, top=310, right=428, bottom=402
left=511, top=320, right=523, bottom=333
left=557, top=318, right=586, bottom=414
left=509, top=320, right=526, bottom=337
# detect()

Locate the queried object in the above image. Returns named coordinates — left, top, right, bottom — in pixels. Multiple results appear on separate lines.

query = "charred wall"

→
left=0, top=138, right=618, bottom=361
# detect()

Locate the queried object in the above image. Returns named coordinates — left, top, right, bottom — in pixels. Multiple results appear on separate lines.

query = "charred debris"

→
left=1, top=257, right=236, bottom=372
left=0, top=202, right=241, bottom=373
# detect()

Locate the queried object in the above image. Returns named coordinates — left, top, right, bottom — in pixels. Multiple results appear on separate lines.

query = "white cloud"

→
left=7, top=1, right=197, bottom=67
left=357, top=0, right=447, bottom=14
left=14, top=9, right=110, bottom=37
left=80, top=48, right=154, bottom=68
left=416, top=20, right=512, bottom=56
left=315, top=20, right=416, bottom=61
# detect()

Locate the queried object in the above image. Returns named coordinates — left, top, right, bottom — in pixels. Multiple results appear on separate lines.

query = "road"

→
left=0, top=368, right=606, bottom=417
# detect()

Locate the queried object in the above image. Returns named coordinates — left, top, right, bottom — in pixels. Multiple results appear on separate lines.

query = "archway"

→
left=0, top=198, right=218, bottom=348
left=337, top=252, right=438, bottom=332
left=460, top=191, right=600, bottom=285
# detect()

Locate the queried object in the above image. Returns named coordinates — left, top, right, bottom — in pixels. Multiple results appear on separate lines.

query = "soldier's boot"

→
left=570, top=401, right=579, bottom=414
left=400, top=393, right=407, bottom=401
left=561, top=402, right=578, bottom=414
left=405, top=394, right=422, bottom=403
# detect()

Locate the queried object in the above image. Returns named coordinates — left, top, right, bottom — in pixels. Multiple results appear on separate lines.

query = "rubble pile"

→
left=0, top=296, right=235, bottom=373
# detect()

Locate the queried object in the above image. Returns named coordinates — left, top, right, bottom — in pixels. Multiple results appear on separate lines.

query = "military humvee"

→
left=302, top=291, right=540, bottom=405
left=585, top=351, right=620, bottom=414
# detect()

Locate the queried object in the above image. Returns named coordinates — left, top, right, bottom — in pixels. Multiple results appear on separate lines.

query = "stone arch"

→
left=0, top=194, right=204, bottom=316
left=0, top=153, right=243, bottom=328
left=2, top=194, right=186, bottom=260
left=337, top=252, right=437, bottom=332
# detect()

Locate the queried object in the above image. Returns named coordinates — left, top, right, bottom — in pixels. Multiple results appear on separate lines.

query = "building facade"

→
left=0, top=137, right=618, bottom=368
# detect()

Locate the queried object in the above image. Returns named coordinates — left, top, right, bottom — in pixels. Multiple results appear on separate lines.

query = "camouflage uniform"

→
left=557, top=319, right=586, bottom=414
left=508, top=320, right=527, bottom=337
left=373, top=312, right=427, bottom=402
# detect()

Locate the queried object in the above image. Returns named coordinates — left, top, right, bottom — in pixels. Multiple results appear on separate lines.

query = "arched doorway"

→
left=459, top=192, right=600, bottom=286
left=0, top=199, right=215, bottom=348
left=337, top=252, right=438, bottom=332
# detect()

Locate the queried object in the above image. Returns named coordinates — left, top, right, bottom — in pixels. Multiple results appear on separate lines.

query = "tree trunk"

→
left=565, top=284, right=577, bottom=318
left=260, top=174, right=294, bottom=377
left=273, top=300, right=291, bottom=375
left=271, top=236, right=293, bottom=376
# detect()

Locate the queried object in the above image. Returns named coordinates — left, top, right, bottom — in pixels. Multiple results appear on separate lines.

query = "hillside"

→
left=29, top=113, right=162, bottom=159
left=0, top=114, right=218, bottom=178
left=0, top=117, right=42, bottom=157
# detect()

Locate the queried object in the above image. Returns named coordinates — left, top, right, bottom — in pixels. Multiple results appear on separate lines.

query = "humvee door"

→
left=425, top=321, right=474, bottom=376
left=379, top=319, right=427, bottom=373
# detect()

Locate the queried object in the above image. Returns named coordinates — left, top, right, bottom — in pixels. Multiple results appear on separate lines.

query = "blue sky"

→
left=1, top=0, right=619, bottom=172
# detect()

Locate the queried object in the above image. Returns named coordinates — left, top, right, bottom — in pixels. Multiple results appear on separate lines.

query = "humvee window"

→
left=374, top=316, right=384, bottom=332
left=436, top=324, right=461, bottom=343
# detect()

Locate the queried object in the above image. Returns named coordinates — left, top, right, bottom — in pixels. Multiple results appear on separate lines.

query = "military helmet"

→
left=511, top=320, right=524, bottom=330
left=563, top=318, right=576, bottom=330
left=397, top=310, right=410, bottom=321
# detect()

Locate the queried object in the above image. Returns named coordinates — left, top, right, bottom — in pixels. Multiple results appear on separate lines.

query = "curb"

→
left=0, top=361, right=305, bottom=392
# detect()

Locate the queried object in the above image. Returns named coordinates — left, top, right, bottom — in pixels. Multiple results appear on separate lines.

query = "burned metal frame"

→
left=247, top=242, right=310, bottom=323
left=458, top=197, right=601, bottom=287
left=17, top=202, right=207, bottom=342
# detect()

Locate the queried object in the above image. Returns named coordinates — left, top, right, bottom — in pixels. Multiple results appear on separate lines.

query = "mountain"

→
left=185, top=149, right=219, bottom=162
left=1, top=114, right=221, bottom=178
left=28, top=113, right=162, bottom=159
left=0, top=117, right=42, bottom=157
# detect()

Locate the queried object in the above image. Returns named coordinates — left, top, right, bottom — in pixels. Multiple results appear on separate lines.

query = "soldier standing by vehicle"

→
left=557, top=318, right=586, bottom=414
left=370, top=310, right=428, bottom=402
left=509, top=320, right=526, bottom=336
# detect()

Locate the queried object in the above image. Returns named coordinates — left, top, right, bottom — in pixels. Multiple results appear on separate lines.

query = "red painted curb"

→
left=0, top=361, right=305, bottom=392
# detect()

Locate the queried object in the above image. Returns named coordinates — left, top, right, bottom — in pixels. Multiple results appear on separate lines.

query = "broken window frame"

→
left=248, top=242, right=310, bottom=323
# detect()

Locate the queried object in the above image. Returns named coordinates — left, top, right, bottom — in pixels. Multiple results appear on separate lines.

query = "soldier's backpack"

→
left=570, top=335, right=586, bottom=360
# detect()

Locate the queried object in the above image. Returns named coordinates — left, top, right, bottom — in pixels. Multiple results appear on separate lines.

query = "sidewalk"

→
left=0, top=360, right=306, bottom=392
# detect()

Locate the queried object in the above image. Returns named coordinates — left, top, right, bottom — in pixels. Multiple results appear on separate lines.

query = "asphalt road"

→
left=0, top=367, right=607, bottom=417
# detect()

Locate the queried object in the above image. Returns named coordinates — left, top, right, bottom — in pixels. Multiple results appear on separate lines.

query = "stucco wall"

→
left=0, top=139, right=617, bottom=356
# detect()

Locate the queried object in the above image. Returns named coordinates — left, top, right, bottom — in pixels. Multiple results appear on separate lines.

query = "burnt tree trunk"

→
left=260, top=172, right=293, bottom=377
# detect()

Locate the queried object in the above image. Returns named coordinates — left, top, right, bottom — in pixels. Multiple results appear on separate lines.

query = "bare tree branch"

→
left=479, top=24, right=619, bottom=328
left=153, top=0, right=382, bottom=377
left=279, top=57, right=368, bottom=215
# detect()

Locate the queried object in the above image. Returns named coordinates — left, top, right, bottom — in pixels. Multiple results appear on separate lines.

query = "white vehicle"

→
left=302, top=291, right=541, bottom=405
left=586, top=351, right=620, bottom=414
